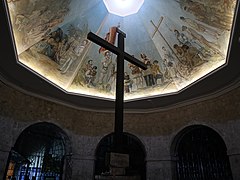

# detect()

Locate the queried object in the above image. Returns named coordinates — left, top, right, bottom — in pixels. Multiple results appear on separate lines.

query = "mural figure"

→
left=173, top=43, right=206, bottom=75
left=174, top=29, right=190, bottom=46
left=95, top=26, right=119, bottom=91
left=46, top=28, right=64, bottom=61
left=59, top=38, right=88, bottom=74
left=179, top=16, right=221, bottom=40
left=85, top=66, right=98, bottom=87
left=173, top=28, right=211, bottom=61
left=79, top=59, right=93, bottom=86
left=183, top=44, right=205, bottom=67
left=162, top=46, right=185, bottom=77
left=181, top=26, right=220, bottom=54
left=161, top=46, right=175, bottom=63
left=140, top=53, right=155, bottom=87
left=83, top=60, right=94, bottom=72
left=107, top=63, right=117, bottom=93
left=167, top=58, right=179, bottom=78
left=75, top=58, right=98, bottom=88
left=174, top=44, right=193, bottom=74
left=180, top=0, right=234, bottom=31
left=26, top=27, right=64, bottom=61
left=124, top=72, right=132, bottom=93
left=55, top=36, right=69, bottom=64
left=162, top=59, right=173, bottom=81
left=74, top=39, right=89, bottom=56
left=58, top=41, right=77, bottom=74
left=128, top=63, right=144, bottom=90
left=98, top=51, right=112, bottom=87
left=15, top=14, right=29, bottom=32
left=152, top=60, right=164, bottom=85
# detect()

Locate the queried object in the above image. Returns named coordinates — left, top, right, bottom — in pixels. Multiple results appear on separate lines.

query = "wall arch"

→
left=4, top=122, right=72, bottom=180
left=94, top=132, right=146, bottom=179
left=170, top=124, right=226, bottom=156
left=170, top=125, right=232, bottom=179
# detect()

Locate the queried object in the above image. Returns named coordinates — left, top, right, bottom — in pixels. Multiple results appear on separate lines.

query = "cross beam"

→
left=87, top=32, right=146, bottom=70
left=87, top=30, right=147, bottom=150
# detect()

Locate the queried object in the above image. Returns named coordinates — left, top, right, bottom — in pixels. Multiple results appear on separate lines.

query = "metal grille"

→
left=95, top=133, right=146, bottom=179
left=5, top=123, right=72, bottom=180
left=6, top=139, right=64, bottom=180
left=176, top=127, right=233, bottom=180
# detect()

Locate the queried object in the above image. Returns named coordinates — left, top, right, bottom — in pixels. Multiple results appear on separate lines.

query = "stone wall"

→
left=0, top=82, right=240, bottom=179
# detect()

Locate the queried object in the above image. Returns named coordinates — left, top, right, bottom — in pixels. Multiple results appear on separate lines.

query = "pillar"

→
left=0, top=147, right=11, bottom=179
left=229, top=153, right=240, bottom=180
left=71, top=154, right=95, bottom=180
left=146, top=157, right=172, bottom=180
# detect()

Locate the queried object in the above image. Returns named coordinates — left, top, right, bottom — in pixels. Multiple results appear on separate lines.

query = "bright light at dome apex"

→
left=103, top=0, right=144, bottom=17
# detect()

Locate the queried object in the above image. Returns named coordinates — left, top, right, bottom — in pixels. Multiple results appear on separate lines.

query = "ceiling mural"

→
left=6, top=0, right=237, bottom=100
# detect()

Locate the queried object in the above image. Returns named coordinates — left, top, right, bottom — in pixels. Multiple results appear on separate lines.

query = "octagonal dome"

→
left=103, top=0, right=144, bottom=17
left=5, top=0, right=238, bottom=102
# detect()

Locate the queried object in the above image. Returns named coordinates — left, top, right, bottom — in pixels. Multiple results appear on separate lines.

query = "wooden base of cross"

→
left=87, top=29, right=147, bottom=152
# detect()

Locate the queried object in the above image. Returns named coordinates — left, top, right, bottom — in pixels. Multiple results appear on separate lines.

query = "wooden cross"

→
left=87, top=29, right=147, bottom=150
left=151, top=16, right=164, bottom=38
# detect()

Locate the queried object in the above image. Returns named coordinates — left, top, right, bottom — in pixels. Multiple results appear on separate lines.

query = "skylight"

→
left=103, top=0, right=144, bottom=17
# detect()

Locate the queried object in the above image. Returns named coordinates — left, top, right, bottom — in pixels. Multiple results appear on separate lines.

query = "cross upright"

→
left=87, top=29, right=147, bottom=151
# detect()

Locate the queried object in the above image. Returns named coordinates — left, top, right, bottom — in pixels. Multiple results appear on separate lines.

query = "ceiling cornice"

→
left=0, top=0, right=240, bottom=113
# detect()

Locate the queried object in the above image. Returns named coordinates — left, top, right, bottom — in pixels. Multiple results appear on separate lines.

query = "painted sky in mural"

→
left=6, top=0, right=237, bottom=100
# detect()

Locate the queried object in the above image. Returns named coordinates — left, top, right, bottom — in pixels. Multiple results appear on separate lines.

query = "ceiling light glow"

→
left=103, top=0, right=144, bottom=17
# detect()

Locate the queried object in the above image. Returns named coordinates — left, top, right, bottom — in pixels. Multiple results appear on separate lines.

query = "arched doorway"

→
left=171, top=125, right=233, bottom=180
left=94, top=133, right=146, bottom=180
left=4, top=122, right=72, bottom=180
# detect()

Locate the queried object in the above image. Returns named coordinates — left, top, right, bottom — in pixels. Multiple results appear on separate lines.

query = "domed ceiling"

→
left=6, top=0, right=237, bottom=101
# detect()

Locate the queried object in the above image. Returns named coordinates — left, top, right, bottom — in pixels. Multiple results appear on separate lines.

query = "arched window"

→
left=171, top=125, right=233, bottom=180
left=94, top=133, right=146, bottom=180
left=5, top=122, right=72, bottom=180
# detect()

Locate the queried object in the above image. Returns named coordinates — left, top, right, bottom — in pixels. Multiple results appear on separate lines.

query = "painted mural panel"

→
left=5, top=0, right=237, bottom=100
left=68, top=0, right=237, bottom=100
left=7, top=0, right=71, bottom=54
left=9, top=0, right=107, bottom=89
left=19, top=18, right=90, bottom=88
left=68, top=13, right=180, bottom=100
